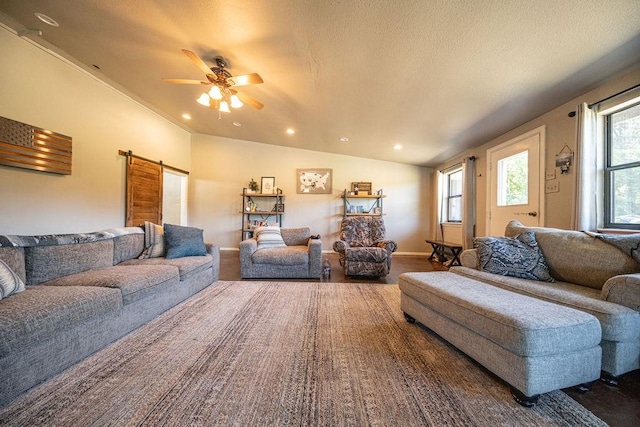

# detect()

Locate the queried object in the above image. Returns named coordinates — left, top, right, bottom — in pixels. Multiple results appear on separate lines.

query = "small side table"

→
left=425, top=239, right=463, bottom=266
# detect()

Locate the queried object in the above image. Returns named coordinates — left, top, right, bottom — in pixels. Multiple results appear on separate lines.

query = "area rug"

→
left=0, top=281, right=606, bottom=426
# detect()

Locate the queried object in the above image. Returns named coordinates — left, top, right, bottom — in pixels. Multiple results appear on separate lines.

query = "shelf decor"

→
left=261, top=176, right=275, bottom=194
left=297, top=168, right=332, bottom=194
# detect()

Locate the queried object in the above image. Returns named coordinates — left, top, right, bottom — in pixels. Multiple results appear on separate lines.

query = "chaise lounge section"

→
left=0, top=226, right=220, bottom=406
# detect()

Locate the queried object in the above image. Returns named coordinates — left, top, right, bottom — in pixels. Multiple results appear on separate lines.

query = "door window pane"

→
left=497, top=151, right=528, bottom=206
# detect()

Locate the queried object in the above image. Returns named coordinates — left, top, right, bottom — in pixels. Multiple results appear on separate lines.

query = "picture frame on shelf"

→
left=351, top=182, right=372, bottom=195
left=275, top=203, right=285, bottom=213
left=261, top=177, right=275, bottom=194
left=297, top=168, right=332, bottom=194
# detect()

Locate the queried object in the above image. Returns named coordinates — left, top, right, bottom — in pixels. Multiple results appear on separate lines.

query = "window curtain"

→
left=435, top=170, right=444, bottom=241
left=571, top=102, right=599, bottom=231
left=461, top=157, right=476, bottom=249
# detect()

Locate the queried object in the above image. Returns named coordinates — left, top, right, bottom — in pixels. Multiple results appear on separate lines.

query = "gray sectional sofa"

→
left=451, top=220, right=640, bottom=383
left=0, top=227, right=220, bottom=406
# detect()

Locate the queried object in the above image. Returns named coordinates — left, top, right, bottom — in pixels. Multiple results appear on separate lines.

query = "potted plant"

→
left=247, top=178, right=259, bottom=194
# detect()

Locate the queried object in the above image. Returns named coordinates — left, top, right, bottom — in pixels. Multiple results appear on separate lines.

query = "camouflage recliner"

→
left=333, top=216, right=397, bottom=277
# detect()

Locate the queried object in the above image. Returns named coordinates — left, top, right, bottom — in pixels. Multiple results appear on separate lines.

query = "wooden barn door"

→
left=125, top=156, right=163, bottom=226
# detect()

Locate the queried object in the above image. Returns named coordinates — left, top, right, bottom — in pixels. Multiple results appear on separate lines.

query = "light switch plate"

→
left=545, top=180, right=559, bottom=193
left=546, top=169, right=556, bottom=180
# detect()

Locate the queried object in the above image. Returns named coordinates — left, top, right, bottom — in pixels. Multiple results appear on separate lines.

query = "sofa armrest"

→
left=239, top=238, right=258, bottom=262
left=375, top=240, right=398, bottom=253
left=206, top=243, right=221, bottom=282
left=205, top=242, right=220, bottom=256
left=601, top=274, right=640, bottom=311
left=308, top=239, right=323, bottom=277
left=459, top=249, right=480, bottom=270
left=333, top=240, right=350, bottom=253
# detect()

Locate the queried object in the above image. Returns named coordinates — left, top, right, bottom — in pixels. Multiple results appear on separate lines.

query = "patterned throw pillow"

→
left=163, top=224, right=207, bottom=259
left=0, top=259, right=26, bottom=300
left=138, top=221, right=165, bottom=259
left=474, top=232, right=555, bottom=282
left=254, top=226, right=287, bottom=250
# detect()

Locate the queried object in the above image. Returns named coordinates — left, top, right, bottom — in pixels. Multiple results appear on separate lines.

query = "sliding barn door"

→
left=126, top=156, right=163, bottom=226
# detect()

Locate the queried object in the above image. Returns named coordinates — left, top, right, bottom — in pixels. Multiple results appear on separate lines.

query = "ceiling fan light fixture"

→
left=196, top=93, right=211, bottom=106
left=208, top=85, right=223, bottom=100
left=230, top=94, right=243, bottom=108
left=219, top=100, right=231, bottom=113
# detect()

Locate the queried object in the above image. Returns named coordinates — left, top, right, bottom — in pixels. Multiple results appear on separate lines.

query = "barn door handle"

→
left=527, top=211, right=537, bottom=217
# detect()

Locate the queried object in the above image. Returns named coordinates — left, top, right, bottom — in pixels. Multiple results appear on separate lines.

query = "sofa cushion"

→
left=0, top=285, right=122, bottom=357
left=163, top=224, right=207, bottom=259
left=42, top=265, right=180, bottom=305
left=281, top=228, right=311, bottom=246
left=345, top=247, right=387, bottom=262
left=0, top=247, right=25, bottom=284
left=450, top=266, right=640, bottom=343
left=255, top=226, right=287, bottom=249
left=109, top=228, right=145, bottom=264
left=25, top=240, right=114, bottom=285
left=138, top=222, right=165, bottom=259
left=505, top=220, right=640, bottom=289
left=251, top=245, right=309, bottom=266
left=119, top=255, right=213, bottom=281
left=474, top=232, right=554, bottom=282
left=0, top=260, right=25, bottom=300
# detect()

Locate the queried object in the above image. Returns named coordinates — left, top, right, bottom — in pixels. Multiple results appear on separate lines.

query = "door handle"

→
left=527, top=211, right=537, bottom=217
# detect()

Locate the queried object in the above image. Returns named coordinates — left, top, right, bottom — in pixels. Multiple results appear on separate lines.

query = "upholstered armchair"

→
left=333, top=216, right=398, bottom=277
left=240, top=227, right=322, bottom=279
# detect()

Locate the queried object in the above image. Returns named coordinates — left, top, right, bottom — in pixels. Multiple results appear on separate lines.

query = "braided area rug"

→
left=0, top=281, right=606, bottom=426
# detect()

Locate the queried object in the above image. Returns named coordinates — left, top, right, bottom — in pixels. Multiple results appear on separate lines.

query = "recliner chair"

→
left=333, top=216, right=397, bottom=277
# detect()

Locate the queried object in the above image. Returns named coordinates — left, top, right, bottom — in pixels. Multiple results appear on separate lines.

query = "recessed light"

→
left=286, top=128, right=295, bottom=135
left=34, top=12, right=59, bottom=27
left=393, top=144, right=403, bottom=150
left=233, top=122, right=242, bottom=127
left=182, top=113, right=191, bottom=120
left=339, top=137, right=349, bottom=142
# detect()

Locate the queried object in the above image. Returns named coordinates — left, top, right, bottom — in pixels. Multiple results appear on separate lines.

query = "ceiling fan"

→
left=163, top=49, right=264, bottom=114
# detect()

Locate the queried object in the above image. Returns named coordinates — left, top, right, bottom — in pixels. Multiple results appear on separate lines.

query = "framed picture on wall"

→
left=296, top=168, right=332, bottom=194
left=261, top=177, right=275, bottom=194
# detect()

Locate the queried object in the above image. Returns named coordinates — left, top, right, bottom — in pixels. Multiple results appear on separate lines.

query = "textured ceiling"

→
left=1, top=0, right=640, bottom=167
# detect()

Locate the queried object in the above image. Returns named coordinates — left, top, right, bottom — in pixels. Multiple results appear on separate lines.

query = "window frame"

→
left=444, top=168, right=463, bottom=223
left=603, top=100, right=640, bottom=230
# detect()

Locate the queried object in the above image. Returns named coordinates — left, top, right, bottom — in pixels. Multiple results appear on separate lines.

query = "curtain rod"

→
left=118, top=150, right=189, bottom=175
left=568, top=83, right=640, bottom=117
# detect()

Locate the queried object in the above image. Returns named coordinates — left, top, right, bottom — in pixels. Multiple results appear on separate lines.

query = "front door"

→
left=487, top=126, right=545, bottom=236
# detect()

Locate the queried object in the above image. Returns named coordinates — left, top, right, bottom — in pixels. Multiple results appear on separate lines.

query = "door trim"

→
left=485, top=125, right=546, bottom=235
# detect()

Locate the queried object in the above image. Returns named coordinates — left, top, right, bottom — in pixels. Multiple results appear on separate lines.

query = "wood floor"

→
left=220, top=250, right=639, bottom=426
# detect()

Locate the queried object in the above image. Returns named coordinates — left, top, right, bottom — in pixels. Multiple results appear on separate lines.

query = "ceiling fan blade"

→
left=162, top=78, right=210, bottom=85
left=181, top=49, right=216, bottom=79
left=233, top=90, right=264, bottom=110
left=227, top=73, right=264, bottom=87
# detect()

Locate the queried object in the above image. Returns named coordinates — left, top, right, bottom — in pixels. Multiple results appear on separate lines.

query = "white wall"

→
left=433, top=63, right=640, bottom=237
left=189, top=134, right=432, bottom=252
left=0, top=26, right=191, bottom=234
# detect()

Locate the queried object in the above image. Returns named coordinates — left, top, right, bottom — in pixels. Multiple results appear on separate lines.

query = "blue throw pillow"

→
left=163, top=224, right=207, bottom=259
left=474, top=231, right=554, bottom=282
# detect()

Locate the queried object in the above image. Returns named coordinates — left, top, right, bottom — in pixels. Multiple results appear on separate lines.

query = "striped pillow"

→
left=138, top=221, right=165, bottom=259
left=255, top=226, right=287, bottom=249
left=0, top=259, right=26, bottom=300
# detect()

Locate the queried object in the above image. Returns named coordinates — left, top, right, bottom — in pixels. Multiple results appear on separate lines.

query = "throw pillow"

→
left=138, top=221, right=165, bottom=259
left=474, top=231, right=555, bottom=282
left=163, top=223, right=207, bottom=259
left=254, top=226, right=287, bottom=249
left=0, top=259, right=26, bottom=300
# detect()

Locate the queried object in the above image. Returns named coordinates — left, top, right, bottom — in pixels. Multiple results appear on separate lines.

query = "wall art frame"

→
left=261, top=176, right=276, bottom=194
left=296, top=168, right=333, bottom=194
